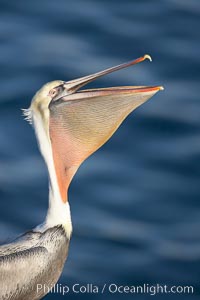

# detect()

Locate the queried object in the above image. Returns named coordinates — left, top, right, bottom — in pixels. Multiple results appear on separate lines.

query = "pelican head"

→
left=26, top=55, right=163, bottom=203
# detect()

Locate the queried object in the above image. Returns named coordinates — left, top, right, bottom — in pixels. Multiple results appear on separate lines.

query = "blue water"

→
left=0, top=0, right=200, bottom=299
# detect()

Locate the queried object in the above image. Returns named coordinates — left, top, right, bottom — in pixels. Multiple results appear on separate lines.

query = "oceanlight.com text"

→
left=37, top=283, right=194, bottom=296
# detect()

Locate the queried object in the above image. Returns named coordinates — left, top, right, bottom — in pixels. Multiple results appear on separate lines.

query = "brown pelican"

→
left=0, top=55, right=163, bottom=300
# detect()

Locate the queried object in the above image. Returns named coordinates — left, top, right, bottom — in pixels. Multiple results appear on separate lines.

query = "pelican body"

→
left=0, top=55, right=163, bottom=299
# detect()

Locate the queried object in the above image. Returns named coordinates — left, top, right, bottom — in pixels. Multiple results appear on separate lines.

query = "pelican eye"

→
left=49, top=86, right=63, bottom=98
left=49, top=88, right=57, bottom=97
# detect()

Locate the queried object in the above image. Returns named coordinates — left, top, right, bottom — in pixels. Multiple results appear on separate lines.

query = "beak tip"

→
left=144, top=54, right=152, bottom=62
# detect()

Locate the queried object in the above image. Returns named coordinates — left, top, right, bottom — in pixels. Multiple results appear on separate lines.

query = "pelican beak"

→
left=49, top=54, right=164, bottom=160
left=49, top=54, right=164, bottom=156
left=51, top=54, right=163, bottom=102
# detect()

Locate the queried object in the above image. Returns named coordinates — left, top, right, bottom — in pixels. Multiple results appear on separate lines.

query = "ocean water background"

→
left=0, top=0, right=200, bottom=299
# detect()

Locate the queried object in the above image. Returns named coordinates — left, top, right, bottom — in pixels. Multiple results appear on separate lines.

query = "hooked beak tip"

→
left=143, top=54, right=152, bottom=62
